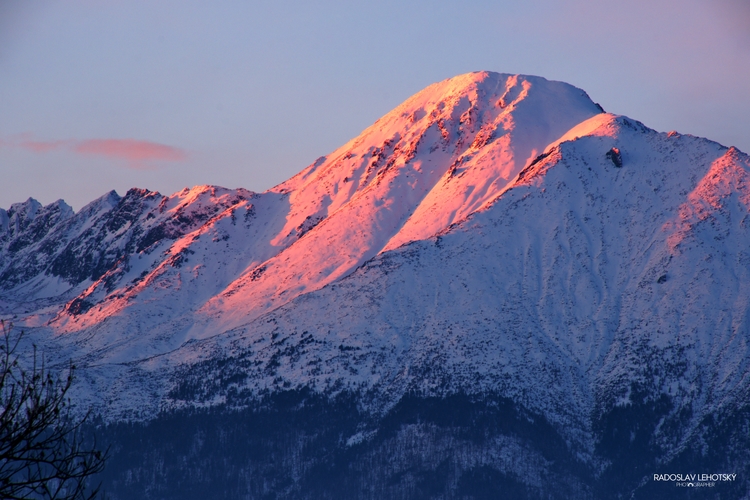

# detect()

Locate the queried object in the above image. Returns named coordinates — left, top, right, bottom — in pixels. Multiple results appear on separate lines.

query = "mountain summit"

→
left=2, top=72, right=749, bottom=498
left=2, top=72, right=605, bottom=356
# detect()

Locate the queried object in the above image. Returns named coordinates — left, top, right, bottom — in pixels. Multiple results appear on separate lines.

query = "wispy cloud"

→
left=19, top=138, right=69, bottom=153
left=0, top=133, right=70, bottom=153
left=74, top=139, right=187, bottom=168
left=1, top=134, right=188, bottom=169
left=74, top=139, right=186, bottom=161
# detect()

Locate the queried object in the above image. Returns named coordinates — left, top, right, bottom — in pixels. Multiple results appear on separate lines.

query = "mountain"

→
left=2, top=72, right=749, bottom=499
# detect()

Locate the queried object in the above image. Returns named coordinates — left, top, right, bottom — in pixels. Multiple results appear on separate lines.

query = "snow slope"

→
left=2, top=71, right=604, bottom=362
left=134, top=114, right=750, bottom=465
left=2, top=73, right=749, bottom=473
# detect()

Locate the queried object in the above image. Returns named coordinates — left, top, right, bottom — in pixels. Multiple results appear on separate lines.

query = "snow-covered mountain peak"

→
left=5, top=72, right=750, bottom=497
left=1, top=72, right=610, bottom=353
left=12, top=71, right=746, bottom=398
left=182, top=73, right=606, bottom=334
left=268, top=72, right=604, bottom=251
left=276, top=72, right=602, bottom=201
left=0, top=197, right=73, bottom=241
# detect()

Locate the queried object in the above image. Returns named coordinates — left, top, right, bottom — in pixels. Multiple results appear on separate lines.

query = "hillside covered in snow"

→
left=2, top=72, right=749, bottom=498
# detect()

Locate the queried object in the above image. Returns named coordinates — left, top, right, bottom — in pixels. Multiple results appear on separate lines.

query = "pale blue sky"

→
left=1, top=0, right=748, bottom=210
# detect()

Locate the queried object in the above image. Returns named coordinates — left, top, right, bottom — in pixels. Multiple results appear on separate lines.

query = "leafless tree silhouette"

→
left=0, top=320, right=107, bottom=499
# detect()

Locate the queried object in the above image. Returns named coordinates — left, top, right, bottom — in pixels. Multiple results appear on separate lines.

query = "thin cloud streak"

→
left=0, top=133, right=70, bottom=153
left=20, top=139, right=69, bottom=153
left=75, top=139, right=187, bottom=163
left=1, top=135, right=188, bottom=169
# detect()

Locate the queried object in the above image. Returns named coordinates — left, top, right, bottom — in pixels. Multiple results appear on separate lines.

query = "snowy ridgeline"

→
left=1, top=72, right=750, bottom=492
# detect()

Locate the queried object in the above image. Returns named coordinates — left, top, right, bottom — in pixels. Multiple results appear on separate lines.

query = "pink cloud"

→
left=19, top=139, right=68, bottom=153
left=74, top=139, right=187, bottom=163
left=0, top=133, right=68, bottom=153
left=2, top=134, right=188, bottom=169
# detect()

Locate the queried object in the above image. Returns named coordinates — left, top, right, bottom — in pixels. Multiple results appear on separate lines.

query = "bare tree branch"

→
left=0, top=321, right=107, bottom=500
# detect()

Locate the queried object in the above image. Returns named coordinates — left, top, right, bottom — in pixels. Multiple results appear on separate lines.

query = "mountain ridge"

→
left=2, top=70, right=750, bottom=498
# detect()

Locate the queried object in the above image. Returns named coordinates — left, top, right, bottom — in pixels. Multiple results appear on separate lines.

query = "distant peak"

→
left=7, top=198, right=42, bottom=219
left=48, top=199, right=74, bottom=218
left=125, top=187, right=161, bottom=199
